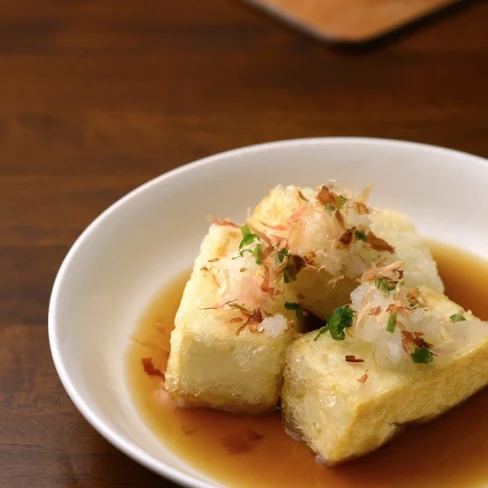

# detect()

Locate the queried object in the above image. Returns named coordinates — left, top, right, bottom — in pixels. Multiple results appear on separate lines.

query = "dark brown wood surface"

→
left=0, top=1, right=487, bottom=487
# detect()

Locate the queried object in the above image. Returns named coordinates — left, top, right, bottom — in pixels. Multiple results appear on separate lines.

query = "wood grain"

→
left=0, top=0, right=487, bottom=487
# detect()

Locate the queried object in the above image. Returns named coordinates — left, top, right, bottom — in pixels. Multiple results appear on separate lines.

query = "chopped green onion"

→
left=325, top=204, right=335, bottom=213
left=355, top=230, right=367, bottom=241
left=411, top=347, right=434, bottom=364
left=240, top=224, right=252, bottom=238
left=239, top=234, right=257, bottom=250
left=374, top=278, right=397, bottom=293
left=276, top=248, right=291, bottom=264
left=386, top=312, right=397, bottom=333
left=253, top=244, right=262, bottom=265
left=315, top=306, right=354, bottom=341
left=314, top=326, right=329, bottom=341
left=449, top=313, right=466, bottom=323
left=237, top=225, right=262, bottom=264
left=285, top=302, right=302, bottom=319
left=337, top=195, right=347, bottom=209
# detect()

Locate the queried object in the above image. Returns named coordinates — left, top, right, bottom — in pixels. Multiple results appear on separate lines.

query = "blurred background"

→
left=1, top=0, right=487, bottom=487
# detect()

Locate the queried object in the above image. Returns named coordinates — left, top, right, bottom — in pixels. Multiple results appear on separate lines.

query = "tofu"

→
left=282, top=281, right=487, bottom=465
left=166, top=184, right=445, bottom=416
left=165, top=224, right=298, bottom=413
left=371, top=209, right=444, bottom=293
left=288, top=269, right=358, bottom=324
left=250, top=185, right=443, bottom=319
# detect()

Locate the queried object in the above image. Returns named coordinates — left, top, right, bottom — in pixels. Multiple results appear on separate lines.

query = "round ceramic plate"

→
left=49, top=138, right=488, bottom=487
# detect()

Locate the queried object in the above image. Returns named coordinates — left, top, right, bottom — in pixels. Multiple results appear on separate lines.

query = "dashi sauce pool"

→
left=126, top=242, right=488, bottom=488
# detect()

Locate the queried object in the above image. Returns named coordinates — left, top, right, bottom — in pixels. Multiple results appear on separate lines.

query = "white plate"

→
left=49, top=138, right=488, bottom=488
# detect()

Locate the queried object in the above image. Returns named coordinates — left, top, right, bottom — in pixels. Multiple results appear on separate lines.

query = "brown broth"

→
left=126, top=243, right=488, bottom=488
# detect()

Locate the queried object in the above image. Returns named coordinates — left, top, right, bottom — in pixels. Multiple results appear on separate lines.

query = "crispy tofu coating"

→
left=165, top=223, right=300, bottom=413
left=282, top=262, right=487, bottom=464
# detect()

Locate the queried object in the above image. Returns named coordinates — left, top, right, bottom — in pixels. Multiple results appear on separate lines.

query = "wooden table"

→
left=1, top=1, right=487, bottom=486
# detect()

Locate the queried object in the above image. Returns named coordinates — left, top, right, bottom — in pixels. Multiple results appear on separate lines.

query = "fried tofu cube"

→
left=166, top=183, right=445, bottom=415
left=282, top=281, right=487, bottom=465
left=165, top=223, right=298, bottom=413
left=371, top=209, right=444, bottom=293
left=250, top=185, right=443, bottom=319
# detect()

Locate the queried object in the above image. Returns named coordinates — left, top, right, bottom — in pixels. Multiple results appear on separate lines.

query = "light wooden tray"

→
left=243, top=0, right=465, bottom=43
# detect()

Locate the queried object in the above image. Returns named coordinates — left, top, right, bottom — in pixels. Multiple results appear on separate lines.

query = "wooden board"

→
left=243, top=0, right=465, bottom=43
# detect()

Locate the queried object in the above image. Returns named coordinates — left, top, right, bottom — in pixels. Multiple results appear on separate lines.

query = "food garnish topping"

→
left=312, top=260, right=477, bottom=368
left=141, top=358, right=165, bottom=378
left=450, top=313, right=466, bottom=322
left=284, top=301, right=303, bottom=319
left=358, top=371, right=369, bottom=383
left=212, top=216, right=239, bottom=227
left=205, top=184, right=401, bottom=338
left=314, top=306, right=354, bottom=341
left=345, top=355, right=364, bottom=363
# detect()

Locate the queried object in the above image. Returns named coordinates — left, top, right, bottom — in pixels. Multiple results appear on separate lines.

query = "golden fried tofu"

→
left=282, top=264, right=486, bottom=465
left=250, top=184, right=443, bottom=319
left=165, top=223, right=299, bottom=413
left=166, top=183, right=445, bottom=415
left=371, top=209, right=444, bottom=293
